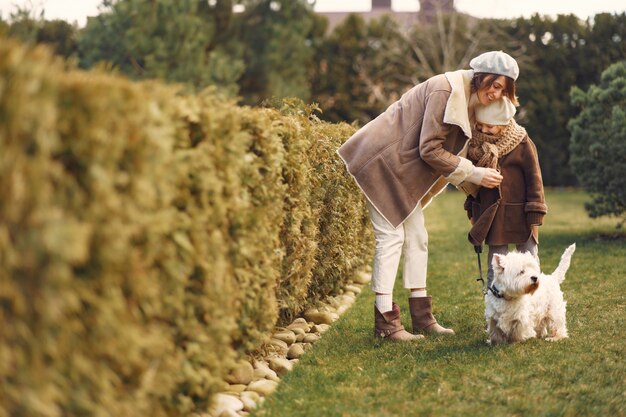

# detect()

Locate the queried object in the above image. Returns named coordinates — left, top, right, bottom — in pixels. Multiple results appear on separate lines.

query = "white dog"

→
left=485, top=243, right=576, bottom=345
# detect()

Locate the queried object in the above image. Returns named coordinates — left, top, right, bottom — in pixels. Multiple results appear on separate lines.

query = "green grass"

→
left=252, top=189, right=626, bottom=417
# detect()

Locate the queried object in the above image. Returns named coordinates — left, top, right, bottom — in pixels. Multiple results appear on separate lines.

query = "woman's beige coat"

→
left=337, top=69, right=477, bottom=228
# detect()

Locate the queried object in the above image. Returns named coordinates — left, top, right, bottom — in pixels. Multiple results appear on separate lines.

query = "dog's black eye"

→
left=520, top=269, right=525, bottom=275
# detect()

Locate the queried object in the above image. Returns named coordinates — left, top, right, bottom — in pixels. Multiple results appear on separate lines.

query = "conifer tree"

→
left=2, top=6, right=79, bottom=60
left=569, top=61, right=626, bottom=225
left=78, top=0, right=244, bottom=94
left=36, top=20, right=79, bottom=59
left=310, top=13, right=374, bottom=124
left=235, top=0, right=318, bottom=104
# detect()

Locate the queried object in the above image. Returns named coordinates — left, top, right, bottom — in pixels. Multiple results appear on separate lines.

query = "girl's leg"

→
left=488, top=244, right=509, bottom=286
left=516, top=236, right=539, bottom=264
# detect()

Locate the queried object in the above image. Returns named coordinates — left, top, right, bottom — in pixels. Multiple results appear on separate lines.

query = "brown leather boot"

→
left=409, top=296, right=455, bottom=336
left=374, top=303, right=424, bottom=341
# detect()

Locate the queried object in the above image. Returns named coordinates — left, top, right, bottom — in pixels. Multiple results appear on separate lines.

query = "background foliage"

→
left=2, top=2, right=625, bottom=188
left=569, top=60, right=626, bottom=225
left=78, top=0, right=245, bottom=95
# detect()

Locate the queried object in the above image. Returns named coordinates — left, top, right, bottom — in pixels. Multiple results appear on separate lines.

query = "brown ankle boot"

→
left=375, top=303, right=424, bottom=341
left=409, top=296, right=455, bottom=336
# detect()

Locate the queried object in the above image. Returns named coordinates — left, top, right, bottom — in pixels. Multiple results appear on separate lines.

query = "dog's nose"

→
left=531, top=276, right=538, bottom=283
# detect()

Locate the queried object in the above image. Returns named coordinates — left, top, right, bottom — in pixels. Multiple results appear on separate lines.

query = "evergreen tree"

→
left=310, top=13, right=393, bottom=124
left=569, top=61, right=626, bottom=226
left=36, top=20, right=79, bottom=59
left=2, top=5, right=79, bottom=60
left=0, top=17, right=7, bottom=36
left=348, top=15, right=416, bottom=120
left=235, top=0, right=318, bottom=105
left=5, top=7, right=40, bottom=45
left=78, top=0, right=244, bottom=94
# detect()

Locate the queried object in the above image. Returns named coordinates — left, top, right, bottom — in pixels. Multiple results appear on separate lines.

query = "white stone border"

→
left=200, top=268, right=372, bottom=417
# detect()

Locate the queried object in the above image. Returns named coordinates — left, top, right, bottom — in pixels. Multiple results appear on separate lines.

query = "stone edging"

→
left=200, top=268, right=372, bottom=417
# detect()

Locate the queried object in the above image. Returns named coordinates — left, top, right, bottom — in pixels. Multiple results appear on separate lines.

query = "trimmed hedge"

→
left=0, top=39, right=373, bottom=417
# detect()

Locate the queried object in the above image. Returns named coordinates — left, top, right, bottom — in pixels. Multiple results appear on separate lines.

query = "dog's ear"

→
left=492, top=253, right=506, bottom=274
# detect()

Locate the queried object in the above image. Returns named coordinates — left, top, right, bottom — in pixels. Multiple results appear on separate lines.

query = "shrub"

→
left=0, top=38, right=373, bottom=417
left=569, top=61, right=626, bottom=226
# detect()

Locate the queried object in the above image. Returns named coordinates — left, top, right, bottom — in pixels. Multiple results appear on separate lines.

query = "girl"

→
left=464, top=97, right=547, bottom=286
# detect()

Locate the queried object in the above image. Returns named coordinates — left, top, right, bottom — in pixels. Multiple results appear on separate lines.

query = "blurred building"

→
left=317, top=0, right=455, bottom=32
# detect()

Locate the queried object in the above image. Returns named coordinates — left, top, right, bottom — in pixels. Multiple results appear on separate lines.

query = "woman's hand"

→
left=466, top=166, right=503, bottom=188
left=480, top=168, right=503, bottom=188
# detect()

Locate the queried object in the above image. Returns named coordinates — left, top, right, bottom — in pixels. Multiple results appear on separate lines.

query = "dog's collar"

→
left=488, top=284, right=505, bottom=299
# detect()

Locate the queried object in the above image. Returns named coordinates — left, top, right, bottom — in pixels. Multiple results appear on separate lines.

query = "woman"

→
left=337, top=51, right=519, bottom=341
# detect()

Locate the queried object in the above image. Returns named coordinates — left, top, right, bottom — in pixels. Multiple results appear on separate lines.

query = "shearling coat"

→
left=465, top=134, right=547, bottom=246
left=337, top=70, right=477, bottom=228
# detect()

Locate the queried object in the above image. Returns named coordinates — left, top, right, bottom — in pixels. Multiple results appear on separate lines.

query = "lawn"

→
left=251, top=189, right=625, bottom=417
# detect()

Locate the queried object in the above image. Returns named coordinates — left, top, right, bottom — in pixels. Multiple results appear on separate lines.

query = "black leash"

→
left=474, top=245, right=488, bottom=295
left=475, top=244, right=504, bottom=298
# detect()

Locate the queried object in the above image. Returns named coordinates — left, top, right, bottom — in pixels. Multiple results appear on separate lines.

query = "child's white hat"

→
left=475, top=97, right=516, bottom=126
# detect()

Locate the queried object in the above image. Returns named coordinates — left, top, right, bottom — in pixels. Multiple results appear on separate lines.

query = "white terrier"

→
left=485, top=244, right=576, bottom=345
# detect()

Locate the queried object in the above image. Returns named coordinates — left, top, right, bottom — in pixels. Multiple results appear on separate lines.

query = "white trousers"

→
left=367, top=202, right=428, bottom=294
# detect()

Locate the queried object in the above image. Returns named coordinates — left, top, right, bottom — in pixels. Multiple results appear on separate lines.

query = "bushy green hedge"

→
left=0, top=39, right=373, bottom=417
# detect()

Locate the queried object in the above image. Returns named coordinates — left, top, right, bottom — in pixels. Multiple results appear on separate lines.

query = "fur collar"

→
left=443, top=69, right=475, bottom=138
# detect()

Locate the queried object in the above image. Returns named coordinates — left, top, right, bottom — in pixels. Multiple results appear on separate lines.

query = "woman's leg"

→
left=367, top=202, right=422, bottom=341
left=403, top=204, right=454, bottom=335
left=401, top=204, right=428, bottom=292
left=367, top=202, right=404, bottom=312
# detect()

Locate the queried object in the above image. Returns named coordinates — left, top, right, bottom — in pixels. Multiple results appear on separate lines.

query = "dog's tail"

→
left=551, top=243, right=576, bottom=283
